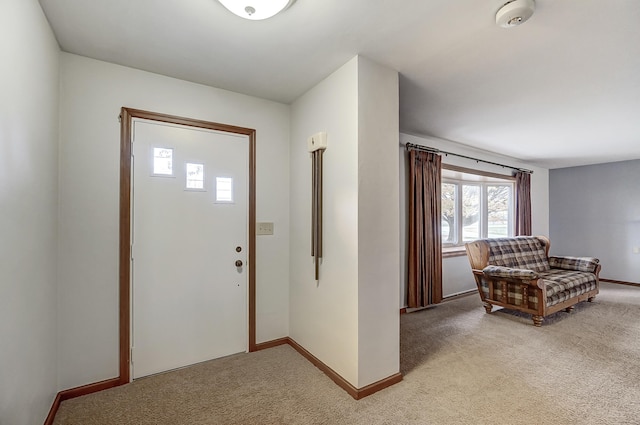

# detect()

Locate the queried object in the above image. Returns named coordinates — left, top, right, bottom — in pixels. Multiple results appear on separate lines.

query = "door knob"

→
left=235, top=260, right=243, bottom=267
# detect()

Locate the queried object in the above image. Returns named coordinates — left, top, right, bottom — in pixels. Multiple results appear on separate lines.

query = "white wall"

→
left=399, top=133, right=549, bottom=305
left=356, top=57, right=400, bottom=387
left=0, top=1, right=60, bottom=423
left=290, top=56, right=400, bottom=388
left=290, top=57, right=360, bottom=385
left=550, top=160, right=640, bottom=283
left=58, top=53, right=290, bottom=390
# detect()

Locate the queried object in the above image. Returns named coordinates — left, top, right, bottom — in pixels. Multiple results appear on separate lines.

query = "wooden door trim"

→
left=119, top=107, right=257, bottom=384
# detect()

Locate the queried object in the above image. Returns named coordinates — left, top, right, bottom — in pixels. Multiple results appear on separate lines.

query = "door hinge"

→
left=130, top=347, right=134, bottom=363
left=118, top=114, right=122, bottom=123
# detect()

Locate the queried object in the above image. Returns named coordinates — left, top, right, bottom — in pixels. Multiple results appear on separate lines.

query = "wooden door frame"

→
left=119, top=107, right=257, bottom=383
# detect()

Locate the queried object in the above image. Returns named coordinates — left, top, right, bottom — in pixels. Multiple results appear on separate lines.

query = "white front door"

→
left=131, top=119, right=248, bottom=379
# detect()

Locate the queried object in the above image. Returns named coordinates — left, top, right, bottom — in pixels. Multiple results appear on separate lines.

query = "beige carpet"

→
left=54, top=282, right=640, bottom=424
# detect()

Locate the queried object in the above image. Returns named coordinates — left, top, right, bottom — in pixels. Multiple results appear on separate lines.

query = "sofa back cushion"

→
left=548, top=256, right=600, bottom=273
left=486, top=236, right=550, bottom=272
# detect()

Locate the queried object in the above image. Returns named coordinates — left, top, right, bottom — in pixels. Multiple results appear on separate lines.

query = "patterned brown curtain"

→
left=515, top=171, right=532, bottom=236
left=408, top=150, right=442, bottom=308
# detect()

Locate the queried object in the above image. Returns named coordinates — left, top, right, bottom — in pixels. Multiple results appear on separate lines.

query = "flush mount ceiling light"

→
left=218, top=0, right=296, bottom=20
left=496, top=0, right=535, bottom=28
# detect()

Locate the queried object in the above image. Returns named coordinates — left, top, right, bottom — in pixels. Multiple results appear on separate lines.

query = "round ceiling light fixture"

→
left=218, top=0, right=296, bottom=20
left=495, top=0, right=536, bottom=28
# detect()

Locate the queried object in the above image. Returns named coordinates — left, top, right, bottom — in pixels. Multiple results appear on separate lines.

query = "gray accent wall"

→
left=549, top=160, right=640, bottom=283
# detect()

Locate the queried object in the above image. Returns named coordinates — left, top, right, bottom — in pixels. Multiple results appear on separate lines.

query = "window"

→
left=185, top=162, right=205, bottom=190
left=215, top=177, right=234, bottom=203
left=442, top=166, right=514, bottom=248
left=152, top=147, right=174, bottom=176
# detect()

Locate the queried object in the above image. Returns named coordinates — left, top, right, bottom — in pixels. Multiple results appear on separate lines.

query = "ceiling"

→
left=39, top=0, right=640, bottom=169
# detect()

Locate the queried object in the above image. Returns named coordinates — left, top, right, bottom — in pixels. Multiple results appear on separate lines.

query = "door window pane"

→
left=186, top=163, right=205, bottom=190
left=462, top=185, right=480, bottom=241
left=216, top=177, right=233, bottom=202
left=153, top=148, right=173, bottom=175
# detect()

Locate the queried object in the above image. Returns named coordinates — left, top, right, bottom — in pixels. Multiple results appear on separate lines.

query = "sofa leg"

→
left=588, top=296, right=596, bottom=302
left=483, top=302, right=493, bottom=314
left=532, top=315, right=544, bottom=327
left=565, top=305, right=575, bottom=313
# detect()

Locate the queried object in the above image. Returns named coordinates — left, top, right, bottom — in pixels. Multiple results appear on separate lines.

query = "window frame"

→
left=441, top=165, right=516, bottom=255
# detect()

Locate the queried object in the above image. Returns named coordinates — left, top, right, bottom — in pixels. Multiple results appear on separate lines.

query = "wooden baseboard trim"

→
left=601, top=278, right=640, bottom=287
left=58, top=377, right=121, bottom=401
left=356, top=372, right=403, bottom=399
left=287, top=337, right=359, bottom=399
left=400, top=289, right=476, bottom=313
left=43, top=393, right=62, bottom=425
left=442, top=289, right=477, bottom=302
left=286, top=337, right=402, bottom=400
left=254, top=337, right=289, bottom=351
left=43, top=377, right=121, bottom=425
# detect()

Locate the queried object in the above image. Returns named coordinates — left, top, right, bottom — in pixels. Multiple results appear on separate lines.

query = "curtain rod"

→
left=405, top=143, right=533, bottom=174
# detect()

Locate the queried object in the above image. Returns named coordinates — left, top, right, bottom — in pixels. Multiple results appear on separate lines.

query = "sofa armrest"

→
left=549, top=256, right=600, bottom=273
left=482, top=265, right=538, bottom=280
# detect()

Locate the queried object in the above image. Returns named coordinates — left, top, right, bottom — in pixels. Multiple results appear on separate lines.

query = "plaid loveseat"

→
left=465, top=236, right=600, bottom=326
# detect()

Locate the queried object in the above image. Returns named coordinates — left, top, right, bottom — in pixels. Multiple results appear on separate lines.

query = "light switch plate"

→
left=257, top=222, right=274, bottom=235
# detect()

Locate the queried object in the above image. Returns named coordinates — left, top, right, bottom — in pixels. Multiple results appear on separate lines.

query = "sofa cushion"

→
left=539, top=269, right=597, bottom=296
left=539, top=268, right=598, bottom=307
left=486, top=236, right=550, bottom=272
left=546, top=281, right=598, bottom=308
left=549, top=256, right=600, bottom=273
left=482, top=265, right=538, bottom=280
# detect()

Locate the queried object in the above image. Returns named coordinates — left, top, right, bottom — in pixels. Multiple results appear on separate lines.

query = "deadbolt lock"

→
left=236, top=246, right=242, bottom=253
